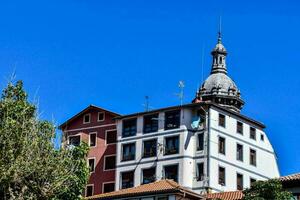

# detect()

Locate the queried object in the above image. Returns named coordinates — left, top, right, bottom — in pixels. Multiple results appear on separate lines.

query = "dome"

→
left=193, top=32, right=244, bottom=112
left=200, top=73, right=240, bottom=97
left=213, top=42, right=227, bottom=53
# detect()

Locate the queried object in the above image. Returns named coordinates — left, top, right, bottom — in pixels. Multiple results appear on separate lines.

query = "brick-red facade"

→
left=60, top=105, right=119, bottom=196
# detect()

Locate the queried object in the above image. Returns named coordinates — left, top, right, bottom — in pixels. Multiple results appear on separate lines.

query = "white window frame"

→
left=103, top=154, right=116, bottom=171
left=249, top=148, right=257, bottom=167
left=83, top=113, right=91, bottom=124
left=163, top=134, right=180, bottom=155
left=218, top=135, right=226, bottom=155
left=218, top=165, right=226, bottom=186
left=163, top=163, right=179, bottom=182
left=196, top=162, right=205, bottom=181
left=236, top=172, right=244, bottom=190
left=236, top=143, right=243, bottom=162
left=88, top=157, right=96, bottom=173
left=121, top=142, right=136, bottom=162
left=196, top=133, right=204, bottom=151
left=120, top=170, right=135, bottom=189
left=85, top=184, right=94, bottom=197
left=102, top=181, right=115, bottom=193
left=141, top=166, right=156, bottom=184
left=105, top=129, right=117, bottom=145
left=97, top=112, right=105, bottom=122
left=88, top=132, right=97, bottom=147
left=67, top=133, right=82, bottom=146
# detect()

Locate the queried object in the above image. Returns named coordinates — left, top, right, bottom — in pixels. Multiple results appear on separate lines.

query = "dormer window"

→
left=83, top=114, right=91, bottom=124
left=98, top=112, right=105, bottom=121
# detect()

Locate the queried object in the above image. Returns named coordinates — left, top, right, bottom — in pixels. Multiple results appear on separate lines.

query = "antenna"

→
left=176, top=81, right=185, bottom=106
left=218, top=15, right=222, bottom=43
left=201, top=43, right=205, bottom=84
left=144, top=96, right=149, bottom=111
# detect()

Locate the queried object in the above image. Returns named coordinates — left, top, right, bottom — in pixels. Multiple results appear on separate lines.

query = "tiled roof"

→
left=206, top=191, right=243, bottom=200
left=59, top=104, right=120, bottom=129
left=85, top=179, right=203, bottom=200
left=280, top=172, right=300, bottom=182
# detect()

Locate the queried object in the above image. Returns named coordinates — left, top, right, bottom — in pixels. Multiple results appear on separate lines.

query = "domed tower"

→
left=193, top=32, right=244, bottom=112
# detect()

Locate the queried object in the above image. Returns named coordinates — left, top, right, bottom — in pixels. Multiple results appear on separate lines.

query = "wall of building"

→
left=114, top=104, right=280, bottom=194
left=115, top=108, right=200, bottom=190
left=208, top=107, right=280, bottom=192
left=62, top=108, right=117, bottom=195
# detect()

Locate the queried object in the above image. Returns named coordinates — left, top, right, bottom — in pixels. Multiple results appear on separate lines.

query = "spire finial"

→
left=218, top=16, right=222, bottom=43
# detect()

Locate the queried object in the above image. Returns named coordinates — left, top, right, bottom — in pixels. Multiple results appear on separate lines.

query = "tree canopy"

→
left=243, top=179, right=293, bottom=200
left=0, top=81, right=89, bottom=200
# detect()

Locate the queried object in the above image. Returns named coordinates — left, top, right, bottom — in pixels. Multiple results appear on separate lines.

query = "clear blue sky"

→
left=0, top=0, right=299, bottom=176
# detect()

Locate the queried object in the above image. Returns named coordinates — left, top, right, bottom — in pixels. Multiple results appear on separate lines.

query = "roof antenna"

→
left=143, top=96, right=149, bottom=111
left=201, top=43, right=205, bottom=84
left=218, top=15, right=222, bottom=43
left=176, top=81, right=185, bottom=106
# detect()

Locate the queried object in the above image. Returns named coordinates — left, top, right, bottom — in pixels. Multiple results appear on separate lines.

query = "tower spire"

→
left=218, top=16, right=222, bottom=44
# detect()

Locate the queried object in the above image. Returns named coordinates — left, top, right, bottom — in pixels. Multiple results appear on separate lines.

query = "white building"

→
left=114, top=33, right=280, bottom=194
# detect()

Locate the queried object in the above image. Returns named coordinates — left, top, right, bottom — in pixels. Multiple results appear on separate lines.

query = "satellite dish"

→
left=191, top=116, right=200, bottom=129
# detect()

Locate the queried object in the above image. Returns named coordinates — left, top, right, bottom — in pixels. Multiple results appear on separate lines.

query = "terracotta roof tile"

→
left=206, top=191, right=243, bottom=200
left=280, top=172, right=300, bottom=182
left=85, top=179, right=203, bottom=200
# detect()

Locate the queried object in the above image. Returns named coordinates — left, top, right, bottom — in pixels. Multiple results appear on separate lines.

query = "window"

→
left=218, top=137, right=225, bottom=155
left=122, top=143, right=135, bottom=161
left=197, top=163, right=204, bottom=181
left=218, top=166, right=225, bottom=186
left=237, top=121, right=243, bottom=134
left=104, top=155, right=116, bottom=170
left=106, top=130, right=117, bottom=144
left=237, top=173, right=244, bottom=190
left=143, top=114, right=159, bottom=133
left=98, top=112, right=105, bottom=121
left=250, top=127, right=256, bottom=140
left=250, top=178, right=256, bottom=187
left=164, top=135, right=179, bottom=155
left=164, top=165, right=178, bottom=182
left=122, top=118, right=137, bottom=137
left=121, top=171, right=134, bottom=189
left=103, top=182, right=115, bottom=193
left=260, top=134, right=264, bottom=141
left=164, top=110, right=180, bottom=130
left=142, top=167, right=156, bottom=184
left=83, top=114, right=91, bottom=124
left=88, top=158, right=95, bottom=173
left=143, top=139, right=157, bottom=158
left=68, top=135, right=80, bottom=146
left=89, top=132, right=97, bottom=147
left=236, top=144, right=243, bottom=161
left=250, top=149, right=257, bottom=166
left=218, top=114, right=225, bottom=127
left=197, top=134, right=204, bottom=151
left=157, top=197, right=168, bottom=200
left=86, top=185, right=93, bottom=197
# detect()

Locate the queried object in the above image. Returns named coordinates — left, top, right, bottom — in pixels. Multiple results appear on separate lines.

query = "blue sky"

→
left=0, top=0, right=299, bottom=176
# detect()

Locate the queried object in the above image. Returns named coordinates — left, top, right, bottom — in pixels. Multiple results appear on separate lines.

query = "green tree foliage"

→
left=243, top=179, right=293, bottom=200
left=0, top=81, right=89, bottom=200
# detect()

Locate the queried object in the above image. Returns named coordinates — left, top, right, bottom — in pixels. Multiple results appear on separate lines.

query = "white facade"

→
left=115, top=103, right=280, bottom=194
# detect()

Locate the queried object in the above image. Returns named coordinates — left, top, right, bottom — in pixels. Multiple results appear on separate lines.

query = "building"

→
left=280, top=173, right=300, bottom=200
left=114, top=33, right=280, bottom=194
left=59, top=105, right=120, bottom=197
left=85, top=179, right=204, bottom=200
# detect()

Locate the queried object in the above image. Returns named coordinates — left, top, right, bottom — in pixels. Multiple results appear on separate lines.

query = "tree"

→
left=0, top=81, right=90, bottom=200
left=243, top=179, right=293, bottom=200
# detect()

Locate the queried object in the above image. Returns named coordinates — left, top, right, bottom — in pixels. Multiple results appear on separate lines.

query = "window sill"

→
left=121, top=159, right=135, bottom=162
left=164, top=152, right=179, bottom=156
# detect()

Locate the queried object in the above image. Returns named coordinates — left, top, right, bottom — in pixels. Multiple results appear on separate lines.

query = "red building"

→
left=59, top=105, right=120, bottom=197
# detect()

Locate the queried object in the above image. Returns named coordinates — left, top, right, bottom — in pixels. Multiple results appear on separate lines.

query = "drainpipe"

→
left=206, top=107, right=211, bottom=193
